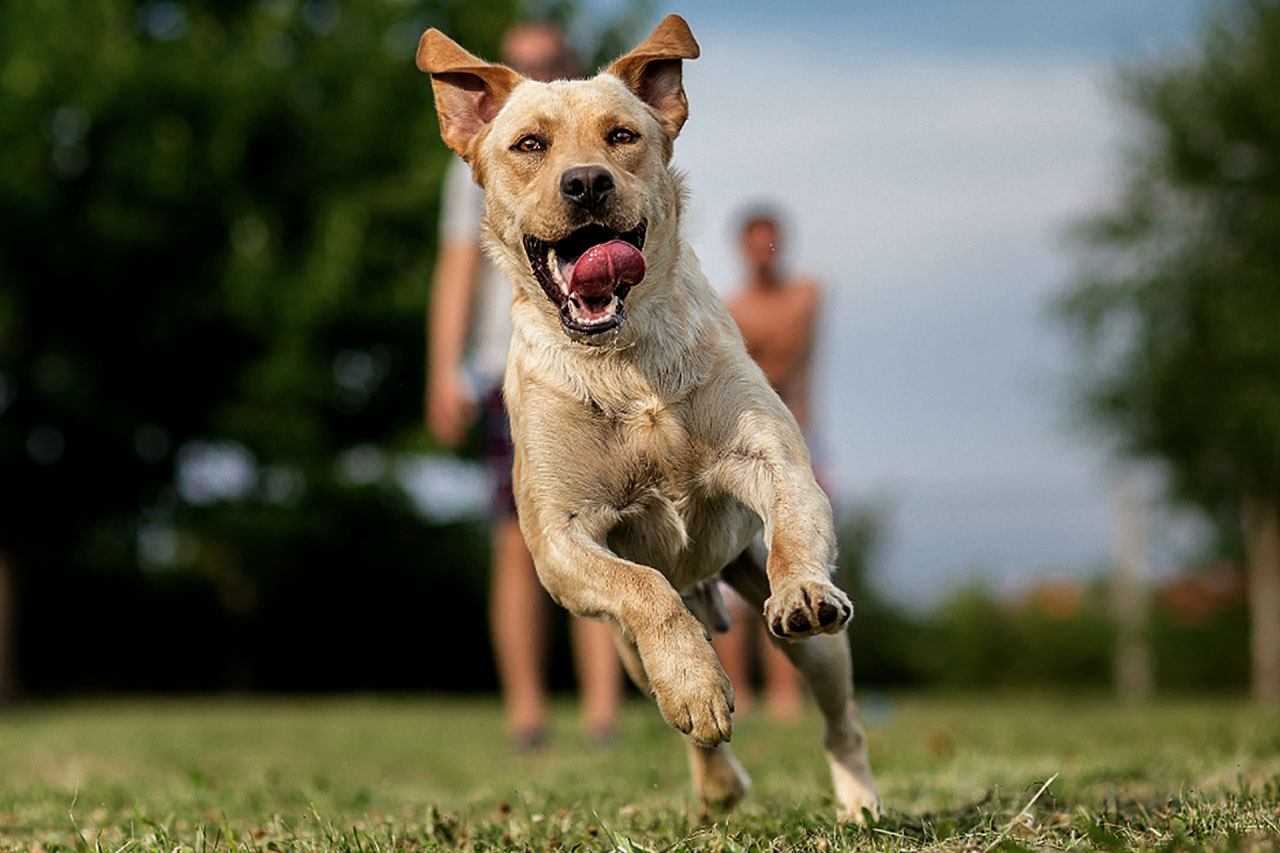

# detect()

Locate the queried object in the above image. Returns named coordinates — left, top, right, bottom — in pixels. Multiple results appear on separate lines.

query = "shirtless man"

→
left=727, top=209, right=821, bottom=433
left=714, top=208, right=822, bottom=719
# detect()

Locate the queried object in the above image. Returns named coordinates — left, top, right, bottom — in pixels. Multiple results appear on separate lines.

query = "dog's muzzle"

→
left=523, top=221, right=647, bottom=337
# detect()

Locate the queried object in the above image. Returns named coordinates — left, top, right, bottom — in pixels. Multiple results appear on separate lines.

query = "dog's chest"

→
left=610, top=392, right=686, bottom=457
left=591, top=393, right=693, bottom=506
left=595, top=394, right=757, bottom=588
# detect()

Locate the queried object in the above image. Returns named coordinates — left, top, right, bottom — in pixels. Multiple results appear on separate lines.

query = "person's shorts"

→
left=480, top=387, right=518, bottom=517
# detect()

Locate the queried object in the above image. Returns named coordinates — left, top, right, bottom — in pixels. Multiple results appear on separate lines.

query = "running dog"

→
left=417, top=14, right=879, bottom=820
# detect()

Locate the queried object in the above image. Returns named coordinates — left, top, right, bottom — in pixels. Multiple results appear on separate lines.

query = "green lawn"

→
left=1, top=693, right=1277, bottom=851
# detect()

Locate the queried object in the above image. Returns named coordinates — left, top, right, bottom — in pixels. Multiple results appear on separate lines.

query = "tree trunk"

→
left=1242, top=492, right=1280, bottom=705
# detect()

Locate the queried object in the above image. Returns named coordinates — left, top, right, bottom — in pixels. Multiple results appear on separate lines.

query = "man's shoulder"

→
left=790, top=277, right=822, bottom=309
left=791, top=275, right=821, bottom=295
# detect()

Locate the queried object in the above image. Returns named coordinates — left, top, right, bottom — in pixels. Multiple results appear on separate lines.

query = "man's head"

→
left=739, top=207, right=784, bottom=274
left=500, top=22, right=579, bottom=82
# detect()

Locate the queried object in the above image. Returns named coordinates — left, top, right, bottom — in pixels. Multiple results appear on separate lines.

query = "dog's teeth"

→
left=567, top=294, right=621, bottom=327
left=548, top=247, right=571, bottom=294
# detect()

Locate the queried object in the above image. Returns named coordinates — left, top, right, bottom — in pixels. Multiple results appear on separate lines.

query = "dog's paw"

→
left=764, top=579, right=852, bottom=640
left=643, top=629, right=735, bottom=747
left=688, top=742, right=752, bottom=810
left=835, top=786, right=882, bottom=825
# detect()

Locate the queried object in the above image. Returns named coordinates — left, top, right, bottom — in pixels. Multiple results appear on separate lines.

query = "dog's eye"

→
left=512, top=135, right=546, bottom=153
left=607, top=128, right=639, bottom=145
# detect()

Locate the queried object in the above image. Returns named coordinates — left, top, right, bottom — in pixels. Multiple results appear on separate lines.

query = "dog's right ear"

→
left=417, top=29, right=523, bottom=160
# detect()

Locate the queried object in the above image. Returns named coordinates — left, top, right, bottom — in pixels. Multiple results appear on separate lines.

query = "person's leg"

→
left=759, top=628, right=805, bottom=721
left=710, top=582, right=756, bottom=716
left=489, top=515, right=549, bottom=744
left=569, top=616, right=622, bottom=742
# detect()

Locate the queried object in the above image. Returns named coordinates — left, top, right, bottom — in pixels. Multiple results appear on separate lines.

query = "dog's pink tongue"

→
left=569, top=240, right=645, bottom=297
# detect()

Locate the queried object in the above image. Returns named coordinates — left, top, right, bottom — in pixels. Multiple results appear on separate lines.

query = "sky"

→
left=632, top=0, right=1219, bottom=606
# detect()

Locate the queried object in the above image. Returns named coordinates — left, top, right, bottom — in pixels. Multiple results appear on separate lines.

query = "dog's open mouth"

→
left=524, top=221, right=647, bottom=336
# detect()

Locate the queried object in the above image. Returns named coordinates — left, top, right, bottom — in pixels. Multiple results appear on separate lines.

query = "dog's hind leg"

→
left=789, top=633, right=880, bottom=822
left=722, top=549, right=880, bottom=823
left=613, top=609, right=752, bottom=809
left=686, top=740, right=751, bottom=810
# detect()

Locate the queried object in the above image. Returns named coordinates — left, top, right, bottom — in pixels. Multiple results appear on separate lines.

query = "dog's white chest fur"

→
left=594, top=393, right=760, bottom=592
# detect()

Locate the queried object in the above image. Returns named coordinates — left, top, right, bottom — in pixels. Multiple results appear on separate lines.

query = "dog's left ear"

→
left=605, top=14, right=700, bottom=138
left=417, top=29, right=523, bottom=161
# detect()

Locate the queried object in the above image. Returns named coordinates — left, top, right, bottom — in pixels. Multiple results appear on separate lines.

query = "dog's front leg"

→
left=528, top=513, right=735, bottom=747
left=711, top=439, right=853, bottom=642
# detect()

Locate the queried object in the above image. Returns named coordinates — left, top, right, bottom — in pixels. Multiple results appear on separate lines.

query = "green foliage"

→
left=1057, top=0, right=1280, bottom=513
left=838, top=506, right=1119, bottom=690
left=0, top=0, right=487, bottom=516
left=915, top=580, right=1114, bottom=689
left=1151, top=598, right=1251, bottom=690
left=838, top=508, right=1243, bottom=692
left=0, top=0, right=644, bottom=693
left=901, top=576, right=1257, bottom=692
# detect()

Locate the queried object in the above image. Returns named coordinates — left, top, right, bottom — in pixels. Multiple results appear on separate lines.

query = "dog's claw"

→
left=642, top=623, right=735, bottom=747
left=764, top=580, right=853, bottom=641
left=667, top=680, right=734, bottom=747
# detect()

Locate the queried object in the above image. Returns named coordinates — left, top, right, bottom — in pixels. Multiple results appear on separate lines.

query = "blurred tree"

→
left=1057, top=0, right=1280, bottom=702
left=0, top=0, right=644, bottom=695
left=916, top=578, right=1113, bottom=689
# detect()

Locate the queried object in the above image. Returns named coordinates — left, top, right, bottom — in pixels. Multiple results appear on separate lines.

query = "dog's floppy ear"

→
left=417, top=29, right=523, bottom=160
left=605, top=14, right=700, bottom=138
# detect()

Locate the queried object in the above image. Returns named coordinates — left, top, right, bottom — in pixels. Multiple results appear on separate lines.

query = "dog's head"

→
left=418, top=16, right=699, bottom=343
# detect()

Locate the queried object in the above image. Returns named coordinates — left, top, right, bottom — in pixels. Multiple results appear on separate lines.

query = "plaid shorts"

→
left=480, top=387, right=517, bottom=517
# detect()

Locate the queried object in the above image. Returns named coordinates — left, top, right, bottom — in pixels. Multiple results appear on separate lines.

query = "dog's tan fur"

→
left=418, top=15, right=879, bottom=820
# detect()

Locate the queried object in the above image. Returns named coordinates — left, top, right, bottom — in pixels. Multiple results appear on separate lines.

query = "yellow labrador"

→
left=417, top=15, right=879, bottom=820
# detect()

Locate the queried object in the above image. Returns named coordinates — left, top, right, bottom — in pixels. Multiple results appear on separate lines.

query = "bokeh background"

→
left=2, top=0, right=1277, bottom=700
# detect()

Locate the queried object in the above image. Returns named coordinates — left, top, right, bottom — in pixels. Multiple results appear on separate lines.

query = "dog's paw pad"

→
left=817, top=601, right=841, bottom=626
left=764, top=580, right=853, bottom=640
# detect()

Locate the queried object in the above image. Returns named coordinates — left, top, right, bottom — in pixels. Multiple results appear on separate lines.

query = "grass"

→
left=1, top=692, right=1278, bottom=851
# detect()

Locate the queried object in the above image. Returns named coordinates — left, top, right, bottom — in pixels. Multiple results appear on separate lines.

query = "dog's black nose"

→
left=560, top=166, right=615, bottom=210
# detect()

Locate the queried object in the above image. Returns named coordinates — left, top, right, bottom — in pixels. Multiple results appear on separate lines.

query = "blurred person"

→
left=713, top=207, right=823, bottom=721
left=728, top=208, right=821, bottom=438
left=425, top=21, right=620, bottom=748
